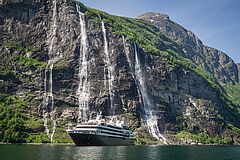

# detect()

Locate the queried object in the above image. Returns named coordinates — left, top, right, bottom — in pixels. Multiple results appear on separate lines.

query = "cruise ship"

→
left=67, top=114, right=135, bottom=146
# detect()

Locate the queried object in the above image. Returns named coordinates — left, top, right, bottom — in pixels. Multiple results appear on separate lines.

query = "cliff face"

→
left=138, top=12, right=239, bottom=84
left=238, top=64, right=240, bottom=80
left=0, top=0, right=240, bottom=144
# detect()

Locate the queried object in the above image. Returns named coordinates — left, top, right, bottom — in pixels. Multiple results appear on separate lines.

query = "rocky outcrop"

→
left=238, top=64, right=240, bottom=80
left=0, top=0, right=240, bottom=144
left=138, top=12, right=239, bottom=84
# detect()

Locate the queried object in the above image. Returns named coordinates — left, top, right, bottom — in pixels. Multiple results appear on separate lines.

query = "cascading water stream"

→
left=100, top=16, right=115, bottom=116
left=49, top=63, right=55, bottom=143
left=76, top=4, right=90, bottom=123
left=43, top=0, right=58, bottom=143
left=122, top=35, right=132, bottom=70
left=43, top=69, right=49, bottom=136
left=134, top=43, right=166, bottom=143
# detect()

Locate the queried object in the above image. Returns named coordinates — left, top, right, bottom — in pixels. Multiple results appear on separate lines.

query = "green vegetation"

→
left=0, top=93, right=29, bottom=143
left=0, top=93, right=72, bottom=144
left=25, top=119, right=44, bottom=132
left=176, top=131, right=233, bottom=145
left=135, top=136, right=147, bottom=145
left=52, top=128, right=73, bottom=143
left=134, top=135, right=166, bottom=145
left=2, top=41, right=47, bottom=69
left=223, top=84, right=240, bottom=110
left=26, top=133, right=50, bottom=143
left=0, top=93, right=51, bottom=143
left=25, top=126, right=73, bottom=143
left=133, top=127, right=164, bottom=145
left=4, top=41, right=36, bottom=52
left=134, top=136, right=162, bottom=145
left=0, top=44, right=47, bottom=87
left=0, top=63, right=16, bottom=79
left=19, top=55, right=47, bottom=69
left=228, top=124, right=240, bottom=134
left=0, top=41, right=48, bottom=143
left=54, top=58, right=70, bottom=70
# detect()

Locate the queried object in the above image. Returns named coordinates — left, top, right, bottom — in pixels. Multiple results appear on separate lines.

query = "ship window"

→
left=122, top=126, right=129, bottom=130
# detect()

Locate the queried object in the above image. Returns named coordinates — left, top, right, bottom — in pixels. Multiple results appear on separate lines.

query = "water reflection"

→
left=70, top=146, right=128, bottom=160
left=1, top=144, right=240, bottom=160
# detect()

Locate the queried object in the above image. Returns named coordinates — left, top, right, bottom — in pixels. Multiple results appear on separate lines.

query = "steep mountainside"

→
left=238, top=64, right=240, bottom=80
left=0, top=0, right=240, bottom=144
left=138, top=12, right=239, bottom=84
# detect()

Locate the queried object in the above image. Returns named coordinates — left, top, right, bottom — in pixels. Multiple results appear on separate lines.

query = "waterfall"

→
left=134, top=43, right=166, bottom=143
left=100, top=16, right=115, bottom=115
left=122, top=35, right=132, bottom=70
left=76, top=4, right=90, bottom=123
left=43, top=69, right=49, bottom=136
left=49, top=62, right=56, bottom=143
left=43, top=0, right=58, bottom=143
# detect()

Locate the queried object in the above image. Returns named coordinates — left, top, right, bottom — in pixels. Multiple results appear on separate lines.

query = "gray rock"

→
left=138, top=12, right=239, bottom=84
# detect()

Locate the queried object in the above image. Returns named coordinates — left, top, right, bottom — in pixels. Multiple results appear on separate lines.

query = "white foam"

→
left=134, top=43, right=166, bottom=143
left=76, top=4, right=90, bottom=123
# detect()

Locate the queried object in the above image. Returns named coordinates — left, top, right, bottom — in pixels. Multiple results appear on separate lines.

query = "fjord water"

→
left=1, top=145, right=240, bottom=160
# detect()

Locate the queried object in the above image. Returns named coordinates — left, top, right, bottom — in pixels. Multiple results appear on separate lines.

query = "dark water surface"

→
left=0, top=144, right=240, bottom=160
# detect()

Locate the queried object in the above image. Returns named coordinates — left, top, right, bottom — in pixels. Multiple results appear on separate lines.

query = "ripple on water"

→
left=0, top=144, right=240, bottom=160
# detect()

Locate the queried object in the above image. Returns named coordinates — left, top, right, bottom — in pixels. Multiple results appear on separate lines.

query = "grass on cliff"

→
left=0, top=93, right=51, bottom=143
left=223, top=84, right=240, bottom=113
left=176, top=131, right=233, bottom=145
left=18, top=55, right=47, bottom=69
left=0, top=41, right=47, bottom=89
left=52, top=128, right=73, bottom=144
left=0, top=93, right=30, bottom=143
left=2, top=41, right=47, bottom=69
left=4, top=41, right=36, bottom=52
